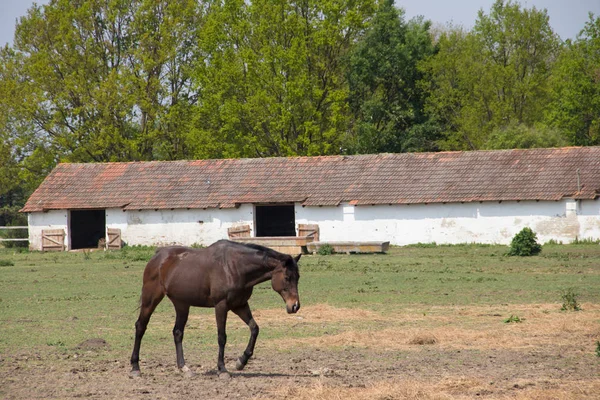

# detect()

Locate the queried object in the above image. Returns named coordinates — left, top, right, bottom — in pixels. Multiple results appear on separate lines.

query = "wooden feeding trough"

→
left=231, top=236, right=315, bottom=255
left=307, top=241, right=390, bottom=254
left=227, top=224, right=319, bottom=255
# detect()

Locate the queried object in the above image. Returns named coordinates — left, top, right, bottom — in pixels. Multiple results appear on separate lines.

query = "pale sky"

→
left=399, top=0, right=600, bottom=39
left=1, top=0, right=599, bottom=47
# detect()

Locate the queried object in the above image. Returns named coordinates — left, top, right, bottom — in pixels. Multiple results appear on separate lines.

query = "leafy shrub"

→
left=560, top=288, right=581, bottom=311
left=317, top=244, right=334, bottom=255
left=508, top=227, right=541, bottom=256
left=504, top=315, right=523, bottom=323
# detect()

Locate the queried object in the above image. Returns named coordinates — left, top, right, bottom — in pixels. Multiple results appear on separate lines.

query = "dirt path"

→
left=2, top=304, right=600, bottom=399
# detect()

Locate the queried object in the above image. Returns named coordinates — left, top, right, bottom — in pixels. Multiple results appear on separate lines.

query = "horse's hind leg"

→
left=171, top=301, right=193, bottom=377
left=232, top=303, right=259, bottom=371
left=215, top=301, right=229, bottom=377
left=130, top=278, right=164, bottom=377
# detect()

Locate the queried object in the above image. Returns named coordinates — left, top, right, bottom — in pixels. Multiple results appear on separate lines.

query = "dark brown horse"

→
left=130, top=239, right=301, bottom=377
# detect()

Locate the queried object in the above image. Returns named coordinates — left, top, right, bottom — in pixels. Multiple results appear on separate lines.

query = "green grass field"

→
left=1, top=243, right=599, bottom=355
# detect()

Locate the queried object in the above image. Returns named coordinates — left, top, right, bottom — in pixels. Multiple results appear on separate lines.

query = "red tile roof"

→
left=20, top=147, right=600, bottom=212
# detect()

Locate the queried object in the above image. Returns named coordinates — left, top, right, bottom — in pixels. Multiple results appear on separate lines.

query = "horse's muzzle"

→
left=287, top=301, right=300, bottom=314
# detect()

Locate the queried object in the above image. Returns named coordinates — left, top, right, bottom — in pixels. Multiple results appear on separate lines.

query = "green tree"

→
left=127, top=0, right=201, bottom=160
left=14, top=0, right=137, bottom=162
left=0, top=47, right=21, bottom=198
left=190, top=0, right=376, bottom=158
left=485, top=123, right=568, bottom=149
left=421, top=0, right=560, bottom=150
left=0, top=47, right=39, bottom=228
left=346, top=0, right=438, bottom=154
left=11, top=0, right=201, bottom=163
left=546, top=14, right=600, bottom=146
left=0, top=45, right=51, bottom=197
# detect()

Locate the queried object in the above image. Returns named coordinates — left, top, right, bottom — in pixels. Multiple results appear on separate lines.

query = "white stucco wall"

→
left=26, top=198, right=600, bottom=250
left=295, top=199, right=600, bottom=245
left=106, top=204, right=254, bottom=247
left=28, top=210, right=69, bottom=251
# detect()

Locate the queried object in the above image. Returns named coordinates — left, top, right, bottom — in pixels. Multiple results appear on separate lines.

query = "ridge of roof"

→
left=51, top=146, right=591, bottom=166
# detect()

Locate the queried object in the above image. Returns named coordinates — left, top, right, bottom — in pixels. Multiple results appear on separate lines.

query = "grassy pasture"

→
left=1, top=243, right=600, bottom=399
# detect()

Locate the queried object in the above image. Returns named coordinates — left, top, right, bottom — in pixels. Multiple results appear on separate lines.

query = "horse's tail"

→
left=133, top=249, right=166, bottom=314
left=134, top=294, right=142, bottom=313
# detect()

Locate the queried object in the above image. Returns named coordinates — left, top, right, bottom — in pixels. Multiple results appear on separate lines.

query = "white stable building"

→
left=20, top=147, right=600, bottom=251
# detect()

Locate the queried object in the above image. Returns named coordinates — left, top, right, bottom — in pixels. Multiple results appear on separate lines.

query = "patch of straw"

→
left=267, top=303, right=600, bottom=351
left=257, top=378, right=600, bottom=400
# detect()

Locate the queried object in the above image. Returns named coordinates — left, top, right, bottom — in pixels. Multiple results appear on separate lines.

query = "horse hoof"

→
left=235, top=359, right=246, bottom=371
left=218, top=371, right=231, bottom=380
left=129, top=369, right=141, bottom=379
left=181, top=365, right=195, bottom=378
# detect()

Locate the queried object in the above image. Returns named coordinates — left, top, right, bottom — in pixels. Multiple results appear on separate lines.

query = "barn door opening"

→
left=70, top=210, right=106, bottom=250
left=255, top=205, right=295, bottom=237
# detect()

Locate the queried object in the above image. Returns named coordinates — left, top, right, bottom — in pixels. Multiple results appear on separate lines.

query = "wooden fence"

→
left=0, top=226, right=29, bottom=244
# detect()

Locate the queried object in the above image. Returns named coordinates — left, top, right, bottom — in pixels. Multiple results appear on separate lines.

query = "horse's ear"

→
left=293, top=254, right=301, bottom=263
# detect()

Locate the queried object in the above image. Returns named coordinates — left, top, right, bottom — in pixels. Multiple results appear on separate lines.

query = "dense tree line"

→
left=1, top=0, right=599, bottom=223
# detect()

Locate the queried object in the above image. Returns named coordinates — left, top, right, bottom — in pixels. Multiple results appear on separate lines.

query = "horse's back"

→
left=141, top=241, right=257, bottom=303
left=144, top=246, right=188, bottom=271
left=144, top=245, right=221, bottom=306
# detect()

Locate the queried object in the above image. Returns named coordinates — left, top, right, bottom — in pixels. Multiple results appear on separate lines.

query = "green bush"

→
left=317, top=244, right=334, bottom=255
left=504, top=315, right=523, bottom=323
left=508, top=227, right=542, bottom=256
left=560, top=288, right=581, bottom=311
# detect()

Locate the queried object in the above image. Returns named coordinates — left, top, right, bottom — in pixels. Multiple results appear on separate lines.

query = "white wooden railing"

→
left=0, top=226, right=29, bottom=243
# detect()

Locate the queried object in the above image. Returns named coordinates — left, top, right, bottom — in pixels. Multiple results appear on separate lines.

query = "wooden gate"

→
left=298, top=224, right=319, bottom=241
left=106, top=228, right=122, bottom=250
left=228, top=225, right=251, bottom=239
left=41, top=229, right=65, bottom=251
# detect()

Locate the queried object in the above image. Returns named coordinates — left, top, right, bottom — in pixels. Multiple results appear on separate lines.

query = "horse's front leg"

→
left=232, top=303, right=259, bottom=371
left=214, top=302, right=229, bottom=377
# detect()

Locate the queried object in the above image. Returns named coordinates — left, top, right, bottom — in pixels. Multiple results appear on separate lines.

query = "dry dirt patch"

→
left=271, top=303, right=600, bottom=351
left=2, top=303, right=600, bottom=399
left=188, top=303, right=383, bottom=325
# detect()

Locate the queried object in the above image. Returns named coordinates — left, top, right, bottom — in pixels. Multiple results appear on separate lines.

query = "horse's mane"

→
left=228, top=240, right=298, bottom=271
left=236, top=241, right=287, bottom=259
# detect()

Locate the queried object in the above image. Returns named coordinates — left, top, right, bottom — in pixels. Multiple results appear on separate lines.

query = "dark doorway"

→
left=255, top=205, right=295, bottom=237
left=70, top=210, right=106, bottom=249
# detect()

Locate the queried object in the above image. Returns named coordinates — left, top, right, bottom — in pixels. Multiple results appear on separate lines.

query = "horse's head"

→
left=271, top=254, right=301, bottom=314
